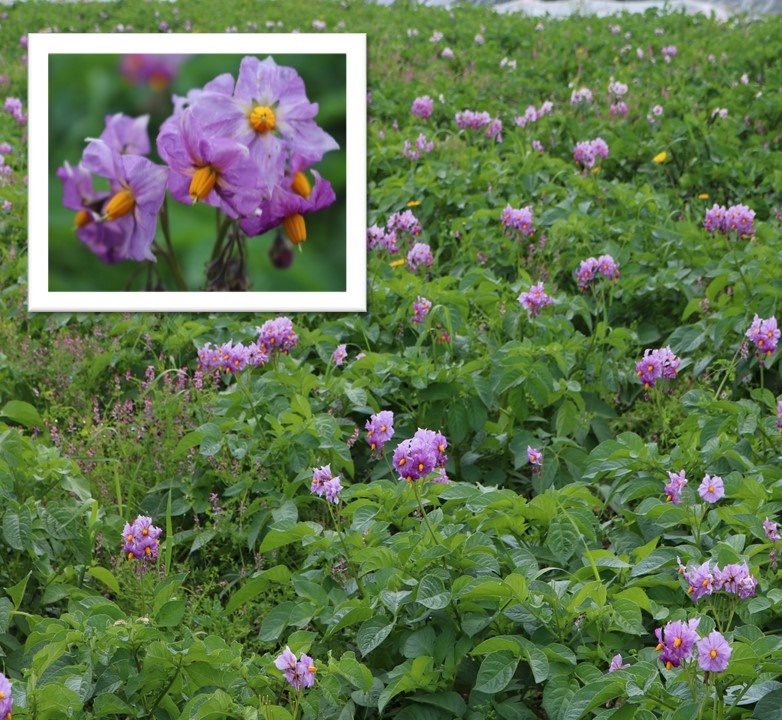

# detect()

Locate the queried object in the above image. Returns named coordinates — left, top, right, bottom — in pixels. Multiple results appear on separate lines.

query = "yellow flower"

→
left=406, top=200, right=421, bottom=207
left=698, top=193, right=710, bottom=200
left=653, top=151, right=667, bottom=163
left=389, top=259, right=406, bottom=268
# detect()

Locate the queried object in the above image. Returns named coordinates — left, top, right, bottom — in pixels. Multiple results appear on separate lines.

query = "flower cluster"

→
left=745, top=314, right=779, bottom=357
left=777, top=400, right=782, bottom=432
left=500, top=204, right=535, bottom=237
left=485, top=118, right=503, bottom=141
left=197, top=340, right=269, bottom=373
left=392, top=427, right=448, bottom=482
left=455, top=109, right=492, bottom=130
left=257, top=317, right=299, bottom=356
left=3, top=96, right=25, bottom=125
left=402, top=133, right=435, bottom=160
left=311, top=465, right=342, bottom=503
left=366, top=410, right=395, bottom=451
left=635, top=346, right=681, bottom=388
left=703, top=203, right=756, bottom=237
left=570, top=88, right=593, bottom=105
left=573, top=138, right=609, bottom=168
left=367, top=210, right=423, bottom=255
left=513, top=100, right=553, bottom=128
left=697, top=474, right=724, bottom=503
left=518, top=282, right=554, bottom=318
left=661, top=45, right=678, bottom=60
left=680, top=558, right=757, bottom=601
left=411, top=95, right=434, bottom=119
left=607, top=79, right=628, bottom=97
left=413, top=296, right=432, bottom=324
left=664, top=469, right=687, bottom=504
left=275, top=646, right=317, bottom=690
left=576, top=254, right=620, bottom=290
left=119, top=54, right=190, bottom=89
left=407, top=242, right=433, bottom=271
left=610, top=101, right=629, bottom=118
left=122, top=515, right=162, bottom=561
left=59, top=56, right=339, bottom=265
left=655, top=621, right=733, bottom=674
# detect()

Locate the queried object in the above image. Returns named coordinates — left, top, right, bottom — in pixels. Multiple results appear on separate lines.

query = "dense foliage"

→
left=1, top=0, right=782, bottom=718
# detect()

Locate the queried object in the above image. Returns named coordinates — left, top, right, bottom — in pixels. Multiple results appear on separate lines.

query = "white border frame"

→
left=28, top=33, right=366, bottom=312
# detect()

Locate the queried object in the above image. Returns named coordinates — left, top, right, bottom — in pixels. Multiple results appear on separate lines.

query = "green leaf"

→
left=562, top=679, right=624, bottom=720
left=189, top=528, right=217, bottom=554
left=610, top=598, right=646, bottom=635
left=86, top=566, right=120, bottom=594
left=259, top=602, right=296, bottom=642
left=155, top=598, right=186, bottom=627
left=259, top=522, right=318, bottom=552
left=356, top=616, right=394, bottom=657
left=1, top=400, right=43, bottom=428
left=3, top=507, right=32, bottom=551
left=416, top=574, right=451, bottom=610
left=474, top=651, right=519, bottom=694
left=225, top=565, right=292, bottom=614
left=752, top=688, right=782, bottom=719
left=93, top=694, right=134, bottom=715
left=331, top=653, right=374, bottom=692
left=4, top=570, right=30, bottom=609
left=546, top=519, right=578, bottom=563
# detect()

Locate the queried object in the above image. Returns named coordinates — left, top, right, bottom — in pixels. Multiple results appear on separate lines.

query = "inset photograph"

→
left=29, top=33, right=366, bottom=311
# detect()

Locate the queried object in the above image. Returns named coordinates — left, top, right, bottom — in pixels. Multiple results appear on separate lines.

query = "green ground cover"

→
left=1, top=0, right=782, bottom=717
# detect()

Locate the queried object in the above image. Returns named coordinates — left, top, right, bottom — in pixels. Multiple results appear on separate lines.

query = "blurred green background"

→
left=48, top=53, right=347, bottom=292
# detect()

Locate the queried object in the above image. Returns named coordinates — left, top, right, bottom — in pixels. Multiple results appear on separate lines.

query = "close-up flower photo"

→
left=42, top=41, right=354, bottom=302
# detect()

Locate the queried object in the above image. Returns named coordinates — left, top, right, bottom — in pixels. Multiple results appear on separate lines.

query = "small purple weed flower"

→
left=713, top=562, right=757, bottom=597
left=392, top=427, right=448, bottom=482
left=413, top=296, right=432, bottom=324
left=570, top=88, right=593, bottom=105
left=698, top=474, right=724, bottom=503
left=664, top=469, right=687, bottom=504
left=366, top=411, right=395, bottom=451
left=323, top=476, right=342, bottom=504
left=696, top=631, right=731, bottom=673
left=411, top=95, right=434, bottom=119
left=596, top=254, right=620, bottom=279
left=684, top=560, right=714, bottom=601
left=501, top=204, right=535, bottom=237
left=332, top=344, right=348, bottom=366
left=764, top=518, right=780, bottom=541
left=311, top=465, right=333, bottom=496
left=636, top=347, right=680, bottom=388
left=518, top=282, right=553, bottom=318
left=122, top=515, right=162, bottom=561
left=455, top=109, right=492, bottom=130
left=257, top=317, right=298, bottom=355
left=275, top=646, right=317, bottom=690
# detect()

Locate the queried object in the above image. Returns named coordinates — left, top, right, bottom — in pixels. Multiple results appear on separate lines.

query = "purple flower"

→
left=596, top=254, right=620, bottom=279
left=366, top=411, right=395, bottom=451
left=407, top=242, right=433, bottom=271
left=570, top=88, right=593, bottom=105
left=257, top=317, right=298, bottom=355
left=387, top=210, right=422, bottom=236
left=655, top=618, right=700, bottom=668
left=661, top=45, right=678, bottom=57
left=332, top=344, right=348, bottom=366
left=501, top=204, right=535, bottom=237
left=764, top=517, right=780, bottom=541
left=664, top=469, right=687, bottom=505
left=532, top=140, right=545, bottom=153
left=392, top=427, right=448, bottom=482
left=81, top=139, right=169, bottom=263
left=610, top=102, right=629, bottom=118
left=684, top=560, right=714, bottom=601
left=311, top=465, right=333, bottom=496
left=527, top=446, right=542, bottom=465
left=485, top=118, right=503, bottom=142
left=636, top=347, right=680, bottom=388
left=122, top=515, right=162, bottom=561
left=777, top=400, right=782, bottom=433
left=0, top=672, right=12, bottom=720
left=698, top=474, right=724, bottom=503
left=440, top=47, right=455, bottom=60
left=746, top=314, right=780, bottom=357
left=99, top=113, right=151, bottom=156
left=713, top=562, right=757, bottom=597
left=411, top=95, right=434, bottom=119
left=0, top=142, right=12, bottom=155
left=275, top=646, right=317, bottom=689
left=1, top=200, right=10, bottom=212
left=194, top=56, right=339, bottom=179
left=157, top=107, right=263, bottom=218
left=323, top=476, right=342, bottom=504
left=455, top=109, right=492, bottom=130
left=3, top=97, right=25, bottom=124
left=703, top=203, right=726, bottom=233
left=608, top=80, right=628, bottom=97
left=518, top=282, right=553, bottom=318
left=120, top=54, right=191, bottom=89
left=696, top=631, right=731, bottom=673
left=574, top=138, right=608, bottom=168
left=413, top=296, right=432, bottom=324
left=608, top=654, right=629, bottom=672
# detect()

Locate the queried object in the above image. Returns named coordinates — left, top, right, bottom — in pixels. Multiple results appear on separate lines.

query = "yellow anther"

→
left=75, top=209, right=92, bottom=228
left=250, top=105, right=276, bottom=133
left=190, top=165, right=218, bottom=203
left=103, top=189, right=135, bottom=221
left=291, top=171, right=312, bottom=199
left=283, top=213, right=307, bottom=245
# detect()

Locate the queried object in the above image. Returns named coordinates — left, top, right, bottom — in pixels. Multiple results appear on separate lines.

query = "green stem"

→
left=411, top=480, right=440, bottom=549
left=159, top=198, right=187, bottom=291
left=326, top=502, right=368, bottom=601
left=148, top=655, right=183, bottom=715
left=713, top=344, right=743, bottom=400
